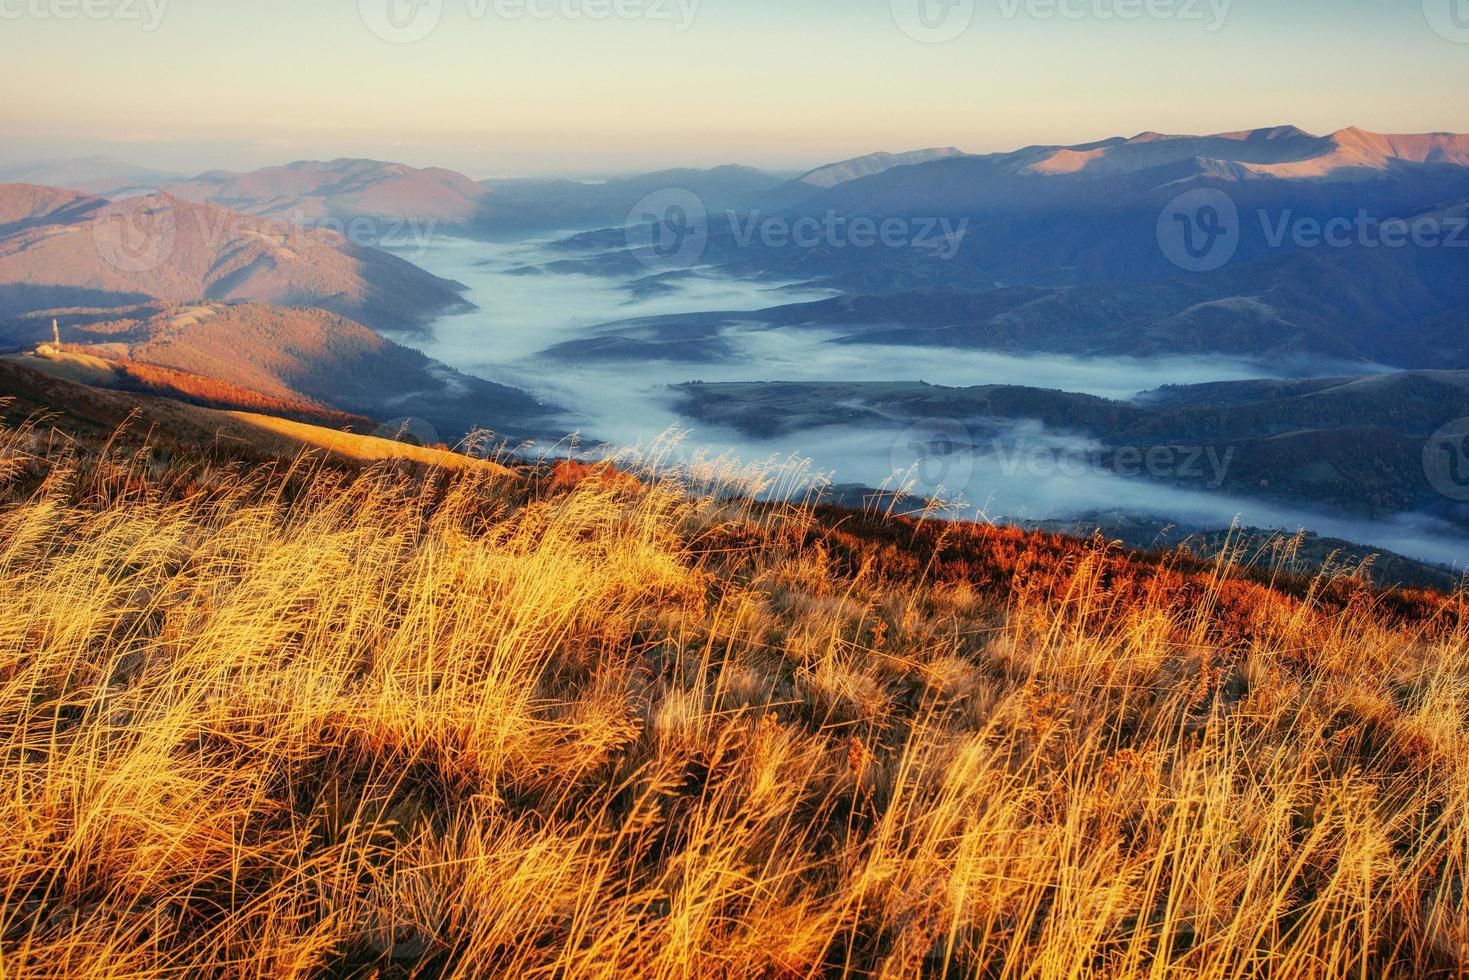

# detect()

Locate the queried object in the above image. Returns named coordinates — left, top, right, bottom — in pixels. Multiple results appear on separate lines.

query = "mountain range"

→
left=0, top=155, right=186, bottom=198
left=528, top=125, right=1469, bottom=373
left=1, top=126, right=1466, bottom=555
left=162, top=159, right=498, bottom=231
left=0, top=148, right=989, bottom=239
left=1016, top=126, right=1469, bottom=179
left=0, top=183, right=473, bottom=333
left=155, top=149, right=976, bottom=236
left=11, top=126, right=1467, bottom=235
left=556, top=229, right=1469, bottom=369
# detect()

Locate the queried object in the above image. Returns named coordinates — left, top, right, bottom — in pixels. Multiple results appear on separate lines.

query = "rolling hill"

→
left=158, top=159, right=789, bottom=238
left=0, top=182, right=106, bottom=236
left=0, top=357, right=513, bottom=474
left=0, top=184, right=474, bottom=333
left=0, top=372, right=1463, bottom=978
left=0, top=303, right=554, bottom=440
left=163, top=158, right=499, bottom=230
left=3, top=345, right=373, bottom=429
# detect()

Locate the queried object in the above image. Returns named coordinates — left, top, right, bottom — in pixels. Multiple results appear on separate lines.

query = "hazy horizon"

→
left=3, top=0, right=1467, bottom=178
left=7, top=119, right=1469, bottom=184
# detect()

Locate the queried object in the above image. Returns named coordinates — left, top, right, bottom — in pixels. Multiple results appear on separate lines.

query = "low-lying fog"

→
left=386, top=235, right=1468, bottom=572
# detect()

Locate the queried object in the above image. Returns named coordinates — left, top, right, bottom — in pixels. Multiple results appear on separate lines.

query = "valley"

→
left=2, top=125, right=1467, bottom=579
left=378, top=224, right=1469, bottom=575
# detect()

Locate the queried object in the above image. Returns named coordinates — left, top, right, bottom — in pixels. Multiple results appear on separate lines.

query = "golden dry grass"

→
left=0, top=417, right=1466, bottom=978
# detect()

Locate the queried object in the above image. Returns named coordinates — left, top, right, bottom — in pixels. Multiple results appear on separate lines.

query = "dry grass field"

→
left=0, top=415, right=1465, bottom=978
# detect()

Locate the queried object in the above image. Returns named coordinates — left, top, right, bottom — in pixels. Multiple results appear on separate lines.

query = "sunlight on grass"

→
left=0, top=417, right=1465, bottom=978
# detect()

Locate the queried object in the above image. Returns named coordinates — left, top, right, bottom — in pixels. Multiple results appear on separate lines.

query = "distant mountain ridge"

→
left=162, top=158, right=791, bottom=237
left=18, top=127, right=1467, bottom=233
left=796, top=148, right=968, bottom=188
left=162, top=158, right=496, bottom=229
left=747, top=128, right=1467, bottom=219
left=480, top=165, right=787, bottom=234
left=1015, top=126, right=1469, bottom=179
left=798, top=125, right=1469, bottom=227
left=0, top=156, right=186, bottom=198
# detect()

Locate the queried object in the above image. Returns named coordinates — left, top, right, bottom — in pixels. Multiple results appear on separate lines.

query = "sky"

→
left=1, top=0, right=1466, bottom=177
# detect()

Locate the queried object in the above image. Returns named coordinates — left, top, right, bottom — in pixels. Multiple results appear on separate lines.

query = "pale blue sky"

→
left=1, top=0, right=1465, bottom=176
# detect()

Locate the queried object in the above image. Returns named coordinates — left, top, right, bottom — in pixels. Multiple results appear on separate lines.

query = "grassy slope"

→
left=0, top=301, right=556, bottom=441
left=3, top=346, right=375, bottom=429
left=0, top=359, right=512, bottom=476
left=0, top=410, right=1464, bottom=977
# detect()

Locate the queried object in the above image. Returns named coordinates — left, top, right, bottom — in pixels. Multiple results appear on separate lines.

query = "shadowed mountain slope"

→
left=0, top=184, right=473, bottom=333
left=0, top=302, right=554, bottom=440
